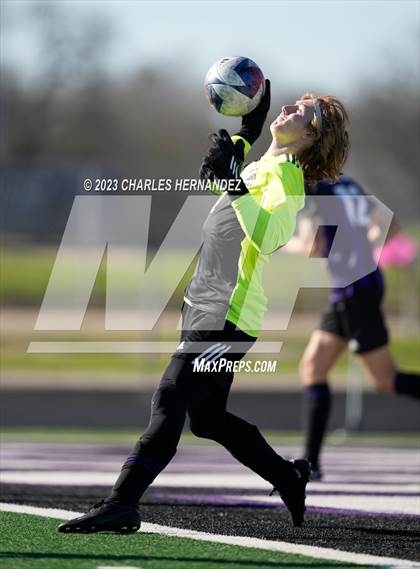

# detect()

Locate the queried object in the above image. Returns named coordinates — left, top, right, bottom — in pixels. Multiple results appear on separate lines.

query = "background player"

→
left=283, top=176, right=420, bottom=479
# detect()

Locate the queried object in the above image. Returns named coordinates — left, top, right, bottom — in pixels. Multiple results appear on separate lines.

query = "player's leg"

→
left=188, top=368, right=297, bottom=487
left=106, top=303, right=226, bottom=506
left=58, top=355, right=190, bottom=533
left=109, top=356, right=190, bottom=505
left=300, top=328, right=347, bottom=476
left=358, top=345, right=420, bottom=398
left=348, top=287, right=420, bottom=399
left=187, top=323, right=310, bottom=526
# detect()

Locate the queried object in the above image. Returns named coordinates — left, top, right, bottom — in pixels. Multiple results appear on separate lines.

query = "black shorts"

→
left=319, top=287, right=389, bottom=354
left=174, top=301, right=255, bottom=362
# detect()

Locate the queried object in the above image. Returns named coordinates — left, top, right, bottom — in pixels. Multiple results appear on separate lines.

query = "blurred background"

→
left=1, top=0, right=419, bottom=433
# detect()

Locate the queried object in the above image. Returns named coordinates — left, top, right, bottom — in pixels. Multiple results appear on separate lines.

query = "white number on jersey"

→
left=333, top=184, right=370, bottom=227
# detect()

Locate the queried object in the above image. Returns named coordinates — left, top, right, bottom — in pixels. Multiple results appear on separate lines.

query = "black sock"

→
left=108, top=453, right=164, bottom=505
left=303, top=383, right=332, bottom=470
left=395, top=371, right=420, bottom=400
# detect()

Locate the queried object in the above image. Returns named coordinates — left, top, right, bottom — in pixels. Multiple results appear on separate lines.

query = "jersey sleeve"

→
left=230, top=157, right=305, bottom=254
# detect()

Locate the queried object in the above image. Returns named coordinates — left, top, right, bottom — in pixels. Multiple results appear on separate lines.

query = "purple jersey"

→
left=306, top=177, right=383, bottom=302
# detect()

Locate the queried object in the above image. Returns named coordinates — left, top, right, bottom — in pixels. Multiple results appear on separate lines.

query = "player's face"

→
left=270, top=99, right=316, bottom=144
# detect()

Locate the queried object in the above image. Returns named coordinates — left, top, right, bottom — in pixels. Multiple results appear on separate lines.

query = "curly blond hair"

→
left=299, top=93, right=350, bottom=182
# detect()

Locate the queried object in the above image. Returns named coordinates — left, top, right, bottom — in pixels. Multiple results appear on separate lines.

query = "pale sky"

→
left=2, top=0, right=419, bottom=99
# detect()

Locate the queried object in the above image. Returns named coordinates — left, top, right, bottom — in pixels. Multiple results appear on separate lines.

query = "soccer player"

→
left=58, top=82, right=350, bottom=533
left=283, top=176, right=420, bottom=480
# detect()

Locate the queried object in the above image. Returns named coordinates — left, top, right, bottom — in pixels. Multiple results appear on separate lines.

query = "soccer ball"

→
left=204, top=56, right=265, bottom=117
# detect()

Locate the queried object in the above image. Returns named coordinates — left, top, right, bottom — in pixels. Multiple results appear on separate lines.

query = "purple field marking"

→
left=163, top=466, right=420, bottom=474
left=2, top=453, right=418, bottom=466
left=2, top=442, right=420, bottom=522
left=1, top=442, right=419, bottom=481
left=151, top=492, right=420, bottom=519
left=5, top=443, right=418, bottom=454
left=151, top=485, right=420, bottom=495
left=308, top=488, right=420, bottom=492
left=3, top=463, right=419, bottom=476
left=2, top=445, right=419, bottom=460
left=2, top=447, right=418, bottom=465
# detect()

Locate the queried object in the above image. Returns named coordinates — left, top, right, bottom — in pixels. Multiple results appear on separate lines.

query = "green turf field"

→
left=0, top=511, right=378, bottom=569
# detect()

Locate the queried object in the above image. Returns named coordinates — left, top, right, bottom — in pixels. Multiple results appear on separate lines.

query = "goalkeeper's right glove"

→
left=236, top=78, right=271, bottom=145
left=199, top=129, right=249, bottom=197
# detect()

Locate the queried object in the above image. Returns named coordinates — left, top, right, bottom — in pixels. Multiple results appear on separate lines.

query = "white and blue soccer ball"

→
left=204, top=56, right=265, bottom=117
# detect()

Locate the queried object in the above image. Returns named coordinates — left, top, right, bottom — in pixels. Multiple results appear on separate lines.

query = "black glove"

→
left=199, top=129, right=248, bottom=196
left=237, top=78, right=271, bottom=145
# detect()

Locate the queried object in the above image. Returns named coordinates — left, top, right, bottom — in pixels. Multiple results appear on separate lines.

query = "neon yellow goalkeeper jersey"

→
left=185, top=136, right=305, bottom=336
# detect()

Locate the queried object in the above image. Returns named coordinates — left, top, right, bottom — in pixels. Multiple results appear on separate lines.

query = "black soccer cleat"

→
left=272, top=459, right=311, bottom=528
left=58, top=499, right=141, bottom=534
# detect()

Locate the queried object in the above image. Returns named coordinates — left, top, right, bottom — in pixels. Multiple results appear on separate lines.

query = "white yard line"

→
left=1, top=503, right=419, bottom=569
left=3, top=461, right=417, bottom=473
left=1, top=467, right=419, bottom=494
left=2, top=470, right=420, bottom=487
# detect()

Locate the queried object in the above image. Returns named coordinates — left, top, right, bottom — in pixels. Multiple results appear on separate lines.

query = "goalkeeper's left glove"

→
left=199, top=129, right=249, bottom=196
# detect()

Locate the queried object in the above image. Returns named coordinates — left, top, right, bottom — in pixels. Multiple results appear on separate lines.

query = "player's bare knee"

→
left=300, top=355, right=321, bottom=385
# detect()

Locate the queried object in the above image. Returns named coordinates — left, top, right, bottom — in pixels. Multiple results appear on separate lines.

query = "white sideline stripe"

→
left=2, top=472, right=419, bottom=515
left=1, top=468, right=419, bottom=494
left=3, top=463, right=419, bottom=483
left=3, top=470, right=420, bottom=489
left=319, top=475, right=420, bottom=483
left=309, top=482, right=420, bottom=493
left=1, top=503, right=418, bottom=569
